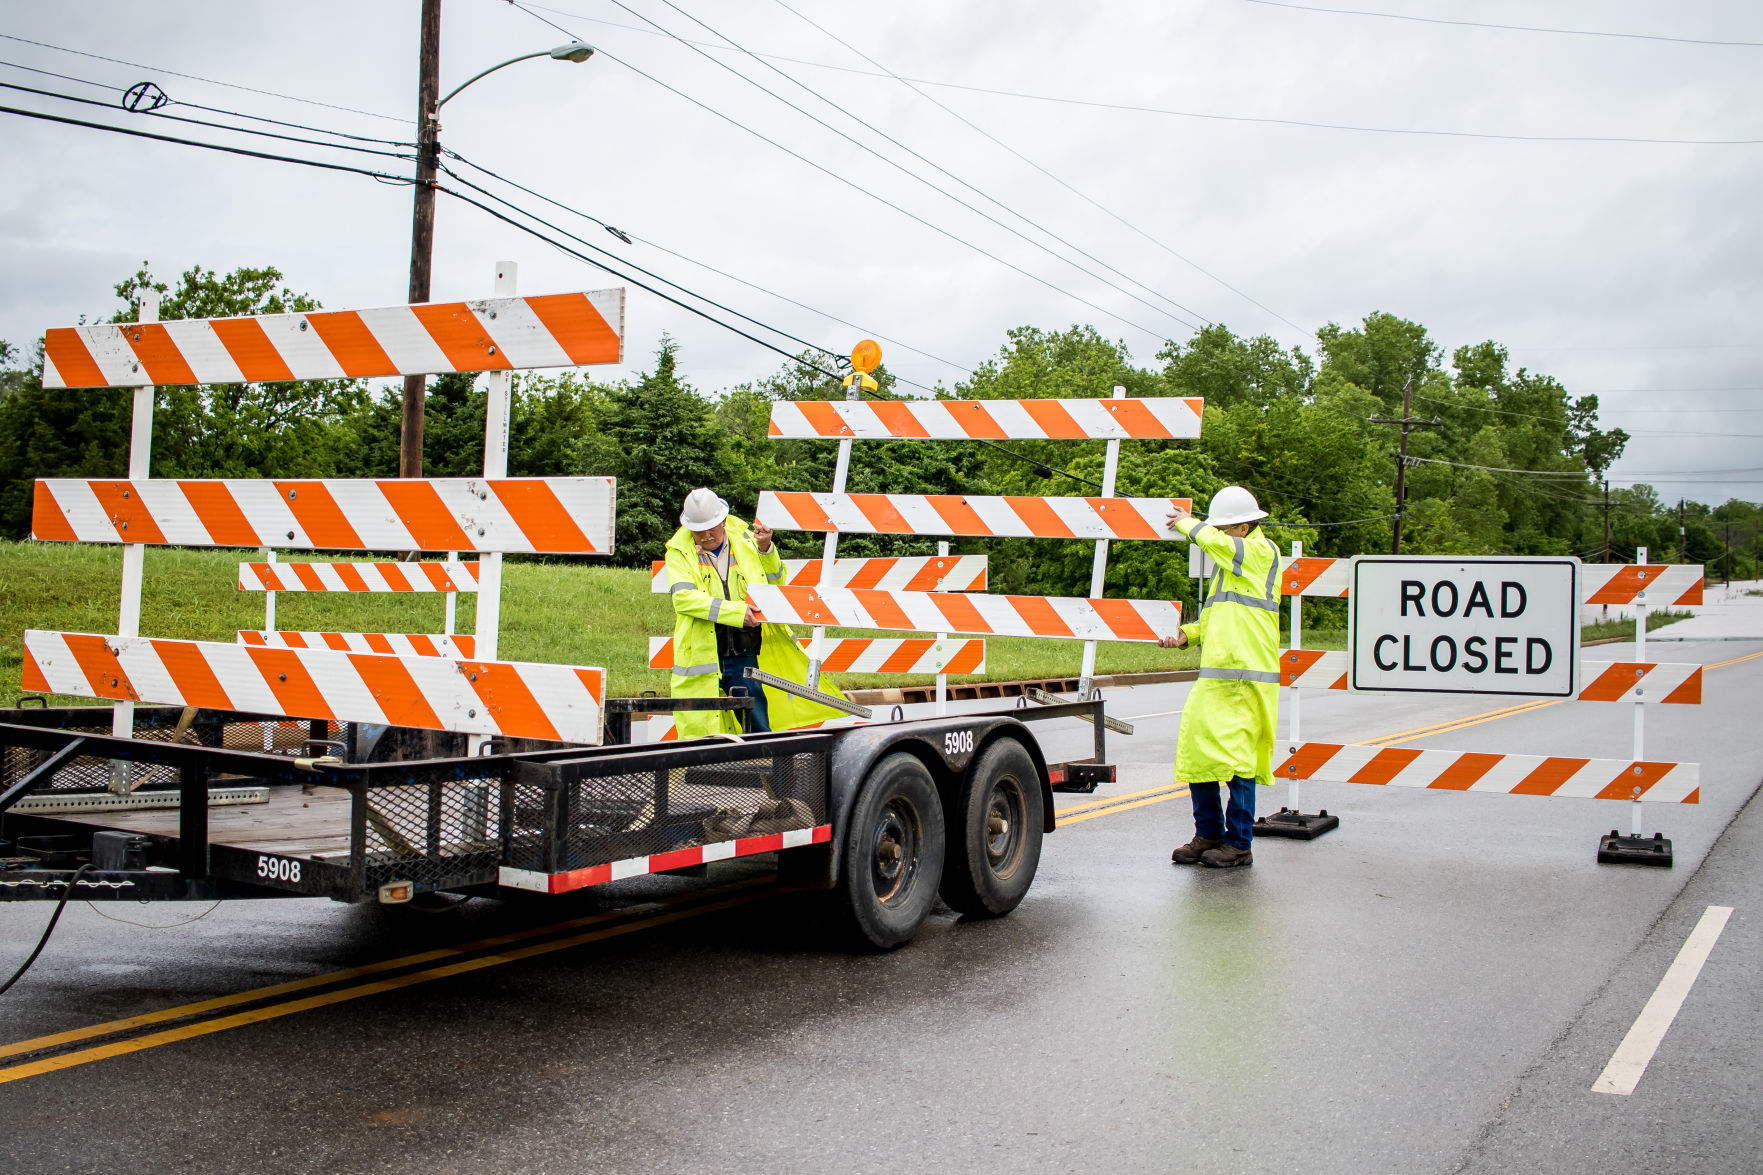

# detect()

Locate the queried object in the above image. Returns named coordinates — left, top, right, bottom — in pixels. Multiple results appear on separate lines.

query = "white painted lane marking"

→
left=1593, top=904, right=1734, bottom=1096
left=1125, top=709, right=1184, bottom=720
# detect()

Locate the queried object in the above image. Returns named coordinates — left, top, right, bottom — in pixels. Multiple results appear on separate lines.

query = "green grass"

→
left=1581, top=609, right=1692, bottom=643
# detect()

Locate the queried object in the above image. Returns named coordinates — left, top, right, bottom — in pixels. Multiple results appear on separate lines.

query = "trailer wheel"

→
left=939, top=737, right=1043, bottom=918
left=836, top=752, right=945, bottom=950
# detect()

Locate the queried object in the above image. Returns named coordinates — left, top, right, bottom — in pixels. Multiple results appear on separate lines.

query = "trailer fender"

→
left=818, top=717, right=1052, bottom=887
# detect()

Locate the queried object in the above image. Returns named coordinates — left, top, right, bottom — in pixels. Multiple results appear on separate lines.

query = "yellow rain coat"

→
left=664, top=517, right=848, bottom=739
left=1171, top=518, right=1283, bottom=786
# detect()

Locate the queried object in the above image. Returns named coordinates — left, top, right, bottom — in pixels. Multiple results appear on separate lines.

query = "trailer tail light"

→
left=378, top=880, right=414, bottom=904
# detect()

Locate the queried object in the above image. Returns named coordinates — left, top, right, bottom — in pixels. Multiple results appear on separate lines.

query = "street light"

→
left=399, top=25, right=596, bottom=478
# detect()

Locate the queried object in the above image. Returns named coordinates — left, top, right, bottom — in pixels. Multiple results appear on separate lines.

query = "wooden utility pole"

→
left=1602, top=480, right=1611, bottom=563
left=401, top=0, right=442, bottom=478
left=1368, top=375, right=1441, bottom=555
left=1677, top=498, right=1685, bottom=562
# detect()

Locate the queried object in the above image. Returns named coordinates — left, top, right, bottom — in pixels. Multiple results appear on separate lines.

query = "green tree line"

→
left=2, top=263, right=1758, bottom=604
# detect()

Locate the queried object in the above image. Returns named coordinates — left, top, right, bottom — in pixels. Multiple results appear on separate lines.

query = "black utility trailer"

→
left=0, top=696, right=1115, bottom=948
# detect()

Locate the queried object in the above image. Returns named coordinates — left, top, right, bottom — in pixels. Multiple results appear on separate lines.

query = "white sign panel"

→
left=1349, top=557, right=1580, bottom=697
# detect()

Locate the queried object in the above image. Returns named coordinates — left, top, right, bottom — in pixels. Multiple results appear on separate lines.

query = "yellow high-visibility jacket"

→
left=664, top=517, right=847, bottom=739
left=1172, top=519, right=1283, bottom=785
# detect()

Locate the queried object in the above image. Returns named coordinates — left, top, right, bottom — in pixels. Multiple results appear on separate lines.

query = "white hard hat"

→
left=679, top=487, right=730, bottom=531
left=1205, top=485, right=1267, bottom=528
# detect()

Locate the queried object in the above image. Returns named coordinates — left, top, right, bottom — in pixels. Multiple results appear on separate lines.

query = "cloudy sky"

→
left=2, top=0, right=1758, bottom=505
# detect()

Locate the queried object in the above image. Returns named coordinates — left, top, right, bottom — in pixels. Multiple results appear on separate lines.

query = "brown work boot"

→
left=1171, top=835, right=1223, bottom=865
left=1199, top=844, right=1253, bottom=869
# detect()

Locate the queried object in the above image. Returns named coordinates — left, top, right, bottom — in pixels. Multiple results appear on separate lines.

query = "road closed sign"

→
left=1349, top=557, right=1580, bottom=697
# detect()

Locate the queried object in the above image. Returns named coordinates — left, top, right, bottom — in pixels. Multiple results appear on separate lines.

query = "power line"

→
left=512, top=3, right=1763, bottom=147
left=766, top=0, right=1307, bottom=340
left=636, top=0, right=1209, bottom=331
left=0, top=102, right=416, bottom=185
left=1238, top=0, right=1763, bottom=49
left=442, top=146, right=973, bottom=377
left=505, top=2, right=1182, bottom=346
left=0, top=31, right=408, bottom=123
left=0, top=80, right=416, bottom=162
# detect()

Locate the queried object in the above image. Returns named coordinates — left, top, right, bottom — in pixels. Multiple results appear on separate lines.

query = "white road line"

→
left=1592, top=904, right=1734, bottom=1096
left=1125, top=709, right=1184, bottom=720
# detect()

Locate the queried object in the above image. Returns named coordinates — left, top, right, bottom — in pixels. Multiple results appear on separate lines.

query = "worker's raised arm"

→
left=1172, top=514, right=1252, bottom=574
left=666, top=543, right=740, bottom=626
left=750, top=519, right=785, bottom=583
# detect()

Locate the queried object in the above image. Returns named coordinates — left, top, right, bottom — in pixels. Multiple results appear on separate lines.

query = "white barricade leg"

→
left=110, top=290, right=158, bottom=793
left=1599, top=545, right=1674, bottom=866
left=1254, top=539, right=1338, bottom=840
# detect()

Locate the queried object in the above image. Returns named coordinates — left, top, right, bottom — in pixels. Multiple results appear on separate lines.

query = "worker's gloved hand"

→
left=751, top=520, right=774, bottom=552
left=1157, top=633, right=1187, bottom=649
left=1166, top=505, right=1191, bottom=532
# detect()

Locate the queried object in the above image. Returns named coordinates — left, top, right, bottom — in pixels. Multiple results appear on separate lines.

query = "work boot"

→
left=1171, top=835, right=1223, bottom=865
left=1199, top=844, right=1253, bottom=869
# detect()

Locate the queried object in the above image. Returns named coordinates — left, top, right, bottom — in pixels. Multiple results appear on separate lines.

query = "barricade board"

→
left=240, top=631, right=475, bottom=658
left=42, top=289, right=625, bottom=388
left=767, top=397, right=1203, bottom=440
left=747, top=584, right=1182, bottom=642
left=24, top=630, right=604, bottom=744
left=759, top=492, right=1192, bottom=539
left=33, top=477, right=615, bottom=554
left=240, top=561, right=481, bottom=592
left=1281, top=648, right=1703, bottom=703
left=1276, top=741, right=1698, bottom=803
left=647, top=635, right=985, bottom=674
left=1348, top=557, right=1580, bottom=697
left=649, top=554, right=987, bottom=594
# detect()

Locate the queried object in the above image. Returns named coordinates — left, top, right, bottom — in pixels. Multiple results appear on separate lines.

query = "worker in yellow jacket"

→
left=1160, top=486, right=1283, bottom=868
left=665, top=487, right=847, bottom=739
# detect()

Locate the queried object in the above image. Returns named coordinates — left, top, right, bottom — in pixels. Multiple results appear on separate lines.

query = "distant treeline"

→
left=2, top=263, right=1758, bottom=605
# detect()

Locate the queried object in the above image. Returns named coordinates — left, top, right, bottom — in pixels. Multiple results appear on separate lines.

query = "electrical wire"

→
left=1237, top=0, right=1763, bottom=49
left=441, top=146, right=972, bottom=376
left=768, top=0, right=1307, bottom=339
left=639, top=0, right=1208, bottom=332
left=512, top=2, right=1763, bottom=147
left=0, top=80, right=416, bottom=162
left=0, top=865, right=92, bottom=998
left=0, top=102, right=417, bottom=185
left=505, top=2, right=1181, bottom=347
left=0, top=31, right=409, bottom=122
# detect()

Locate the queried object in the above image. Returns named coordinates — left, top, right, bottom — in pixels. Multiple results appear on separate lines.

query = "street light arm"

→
left=436, top=43, right=593, bottom=109
left=437, top=50, right=550, bottom=110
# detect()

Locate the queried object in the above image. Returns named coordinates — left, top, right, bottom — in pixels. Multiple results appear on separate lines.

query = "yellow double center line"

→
left=0, top=877, right=777, bottom=1085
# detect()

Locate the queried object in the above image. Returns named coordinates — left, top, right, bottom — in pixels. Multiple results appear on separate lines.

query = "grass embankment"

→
left=0, top=542, right=1223, bottom=703
left=1581, top=609, right=1692, bottom=643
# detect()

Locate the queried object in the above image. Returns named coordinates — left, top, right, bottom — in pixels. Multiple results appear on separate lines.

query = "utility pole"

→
left=1678, top=498, right=1685, bottom=562
left=402, top=0, right=442, bottom=478
left=1368, top=375, right=1441, bottom=555
left=1726, top=517, right=1732, bottom=585
left=1602, top=480, right=1611, bottom=563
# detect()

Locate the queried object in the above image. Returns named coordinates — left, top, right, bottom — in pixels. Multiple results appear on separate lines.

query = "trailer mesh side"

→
left=508, top=749, right=829, bottom=876
left=0, top=714, right=345, bottom=795
left=362, top=772, right=501, bottom=892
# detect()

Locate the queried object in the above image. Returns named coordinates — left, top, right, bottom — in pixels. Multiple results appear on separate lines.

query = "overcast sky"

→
left=2, top=0, right=1758, bottom=507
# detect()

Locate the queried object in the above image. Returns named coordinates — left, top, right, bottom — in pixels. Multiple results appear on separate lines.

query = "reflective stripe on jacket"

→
left=665, top=517, right=847, bottom=739
left=1171, top=519, right=1283, bottom=785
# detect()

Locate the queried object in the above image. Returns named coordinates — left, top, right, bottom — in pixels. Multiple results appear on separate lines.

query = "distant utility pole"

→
left=1369, top=375, right=1442, bottom=555
left=1678, top=498, right=1685, bottom=562
left=1603, top=480, right=1611, bottom=563
left=402, top=0, right=443, bottom=478
left=1726, top=517, right=1733, bottom=585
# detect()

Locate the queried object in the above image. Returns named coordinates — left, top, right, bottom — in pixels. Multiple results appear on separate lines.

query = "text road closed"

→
left=1350, top=557, right=1579, bottom=697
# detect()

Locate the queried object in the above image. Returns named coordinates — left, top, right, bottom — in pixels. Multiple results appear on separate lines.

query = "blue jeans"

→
left=718, top=653, right=770, bottom=732
left=1191, top=777, right=1256, bottom=850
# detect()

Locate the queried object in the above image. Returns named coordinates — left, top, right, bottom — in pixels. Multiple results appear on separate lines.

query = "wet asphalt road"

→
left=2, top=639, right=1760, bottom=1174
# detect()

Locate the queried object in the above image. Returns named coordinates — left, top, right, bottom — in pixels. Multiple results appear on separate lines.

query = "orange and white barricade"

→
left=240, top=631, right=476, bottom=659
left=767, top=397, right=1203, bottom=440
left=747, top=584, right=1181, bottom=643
left=1275, top=743, right=1698, bottom=803
left=648, top=554, right=986, bottom=594
left=1278, top=649, right=1704, bottom=704
left=758, top=491, right=1191, bottom=541
left=240, top=560, right=481, bottom=592
left=648, top=635, right=984, bottom=675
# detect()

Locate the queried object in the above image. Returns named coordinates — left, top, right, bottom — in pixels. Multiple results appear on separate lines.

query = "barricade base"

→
left=1252, top=807, right=1340, bottom=840
left=1597, top=830, right=1674, bottom=868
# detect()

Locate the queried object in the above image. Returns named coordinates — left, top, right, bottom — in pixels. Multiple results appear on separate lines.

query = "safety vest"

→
left=1171, top=519, right=1283, bottom=785
left=663, top=517, right=848, bottom=739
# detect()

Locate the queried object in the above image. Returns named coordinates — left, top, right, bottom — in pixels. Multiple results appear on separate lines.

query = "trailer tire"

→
left=836, top=752, right=945, bottom=950
left=940, top=737, right=1043, bottom=918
